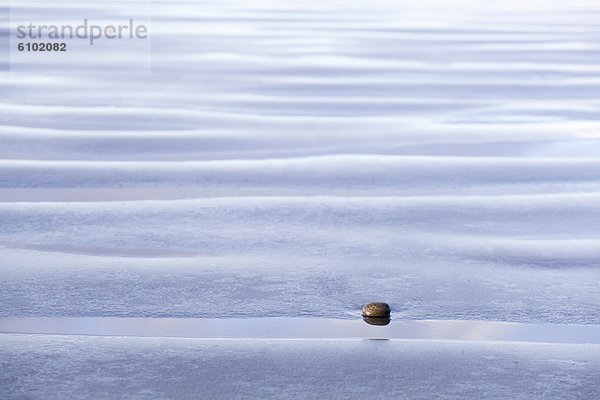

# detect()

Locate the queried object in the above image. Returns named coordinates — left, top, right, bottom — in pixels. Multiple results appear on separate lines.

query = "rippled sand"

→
left=1, top=0, right=600, bottom=398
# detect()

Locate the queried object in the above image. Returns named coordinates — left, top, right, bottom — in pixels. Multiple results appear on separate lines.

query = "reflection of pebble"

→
left=362, top=302, right=391, bottom=317
left=363, top=316, right=391, bottom=326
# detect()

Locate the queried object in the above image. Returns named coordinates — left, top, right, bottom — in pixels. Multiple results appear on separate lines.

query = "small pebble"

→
left=363, top=316, right=391, bottom=326
left=362, top=302, right=391, bottom=318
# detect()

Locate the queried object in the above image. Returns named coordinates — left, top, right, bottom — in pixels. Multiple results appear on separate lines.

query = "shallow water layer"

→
left=2, top=317, right=600, bottom=344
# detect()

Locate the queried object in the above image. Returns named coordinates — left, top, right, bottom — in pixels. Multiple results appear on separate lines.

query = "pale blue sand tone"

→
left=1, top=0, right=600, bottom=398
left=1, top=335, right=600, bottom=400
